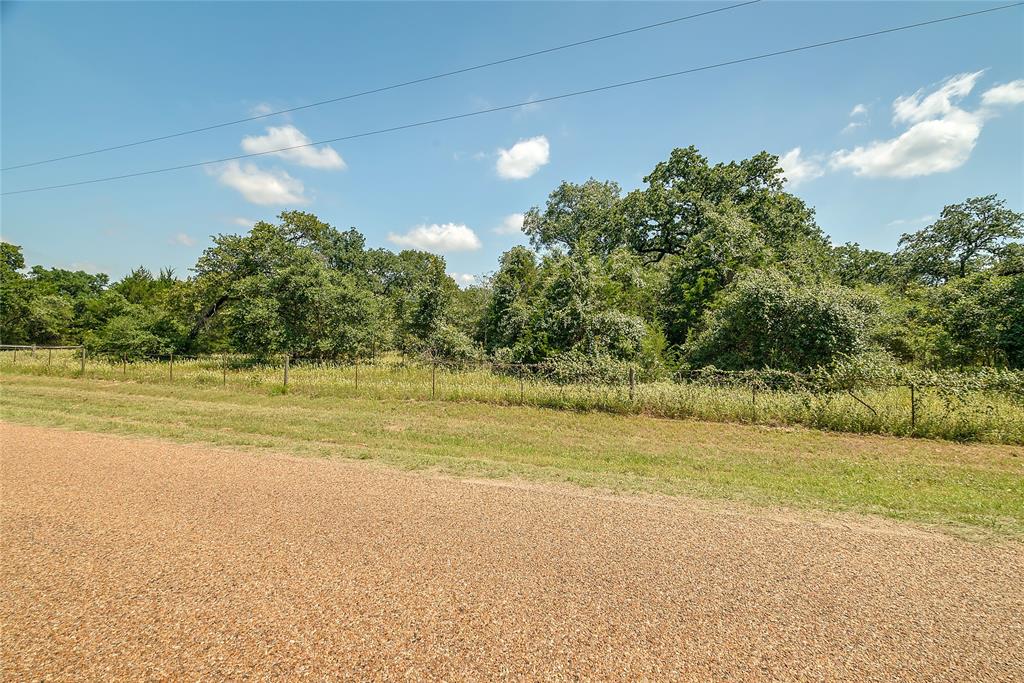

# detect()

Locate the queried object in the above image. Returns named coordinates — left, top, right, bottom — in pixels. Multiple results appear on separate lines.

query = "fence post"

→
left=910, top=384, right=916, bottom=430
left=222, top=353, right=227, bottom=386
left=628, top=366, right=635, bottom=402
left=80, top=346, right=85, bottom=374
left=169, top=351, right=174, bottom=381
left=47, top=348, right=52, bottom=368
left=13, top=348, right=16, bottom=363
left=354, top=355, right=359, bottom=390
left=122, top=355, right=127, bottom=377
left=752, top=385, right=758, bottom=423
left=431, top=360, right=437, bottom=399
left=284, top=353, right=289, bottom=387
left=519, top=365, right=525, bottom=404
left=32, top=344, right=36, bottom=357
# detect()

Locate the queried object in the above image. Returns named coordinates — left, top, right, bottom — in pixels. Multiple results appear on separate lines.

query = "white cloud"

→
left=170, top=232, right=196, bottom=247
left=388, top=223, right=482, bottom=253
left=231, top=217, right=256, bottom=228
left=892, top=71, right=984, bottom=124
left=518, top=93, right=543, bottom=115
left=830, top=70, right=1023, bottom=179
left=213, top=161, right=307, bottom=205
left=843, top=103, right=869, bottom=133
left=496, top=135, right=550, bottom=179
left=250, top=102, right=274, bottom=116
left=887, top=214, right=935, bottom=228
left=981, top=79, right=1024, bottom=107
left=241, top=125, right=346, bottom=170
left=493, top=212, right=525, bottom=235
left=448, top=272, right=477, bottom=286
left=778, top=147, right=825, bottom=188
left=831, top=109, right=982, bottom=179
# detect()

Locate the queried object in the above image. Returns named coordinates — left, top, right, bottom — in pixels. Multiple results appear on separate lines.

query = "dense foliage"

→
left=2, top=146, right=1021, bottom=376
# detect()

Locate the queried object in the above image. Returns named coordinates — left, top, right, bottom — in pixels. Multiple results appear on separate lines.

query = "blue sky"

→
left=2, top=1, right=1022, bottom=283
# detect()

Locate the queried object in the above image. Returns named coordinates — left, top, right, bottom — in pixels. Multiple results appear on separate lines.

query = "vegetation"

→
left=2, top=373, right=1021, bottom=538
left=2, top=351, right=1021, bottom=444
left=2, top=145, right=1021, bottom=437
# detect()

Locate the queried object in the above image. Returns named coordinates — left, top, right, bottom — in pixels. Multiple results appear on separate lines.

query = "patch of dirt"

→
left=2, top=422, right=1022, bottom=681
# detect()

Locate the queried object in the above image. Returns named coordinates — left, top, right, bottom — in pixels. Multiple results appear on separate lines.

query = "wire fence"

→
left=2, top=345, right=1022, bottom=443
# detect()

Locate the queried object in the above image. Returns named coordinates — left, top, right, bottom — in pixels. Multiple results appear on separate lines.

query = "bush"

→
left=684, top=269, right=879, bottom=371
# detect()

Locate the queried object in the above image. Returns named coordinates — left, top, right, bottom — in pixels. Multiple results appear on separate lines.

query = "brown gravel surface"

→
left=2, top=422, right=1022, bottom=682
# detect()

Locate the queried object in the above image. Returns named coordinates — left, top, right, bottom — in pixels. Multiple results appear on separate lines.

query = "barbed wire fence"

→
left=3, top=344, right=1022, bottom=439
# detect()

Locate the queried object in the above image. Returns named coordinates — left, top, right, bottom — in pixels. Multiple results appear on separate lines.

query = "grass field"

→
left=2, top=350, right=1023, bottom=444
left=1, top=372, right=1022, bottom=538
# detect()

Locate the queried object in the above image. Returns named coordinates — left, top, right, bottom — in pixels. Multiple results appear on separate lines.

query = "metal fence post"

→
left=169, top=351, right=174, bottom=381
left=628, top=366, right=635, bottom=402
left=122, top=355, right=127, bottom=377
left=284, top=353, right=289, bottom=387
left=12, top=348, right=16, bottom=363
left=47, top=348, right=52, bottom=368
left=431, top=360, right=437, bottom=399
left=222, top=353, right=227, bottom=386
left=80, top=346, right=85, bottom=374
left=355, top=355, right=359, bottom=390
left=752, top=385, right=758, bottom=423
left=31, top=344, right=36, bottom=357
left=519, top=365, right=525, bottom=404
left=910, top=384, right=916, bottom=429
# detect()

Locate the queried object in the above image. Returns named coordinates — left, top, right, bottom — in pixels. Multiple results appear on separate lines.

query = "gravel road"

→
left=2, top=422, right=1022, bottom=681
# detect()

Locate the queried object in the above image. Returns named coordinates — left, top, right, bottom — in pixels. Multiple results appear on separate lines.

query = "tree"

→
left=831, top=242, right=897, bottom=287
left=484, top=246, right=539, bottom=354
left=618, top=146, right=822, bottom=263
left=522, top=179, right=623, bottom=255
left=897, top=195, right=1024, bottom=284
left=618, top=147, right=826, bottom=345
left=0, top=243, right=31, bottom=343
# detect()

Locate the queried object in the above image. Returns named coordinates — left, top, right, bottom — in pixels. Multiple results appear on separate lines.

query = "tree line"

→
left=2, top=145, right=1022, bottom=376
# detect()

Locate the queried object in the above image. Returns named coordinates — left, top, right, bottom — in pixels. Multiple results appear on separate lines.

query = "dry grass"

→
left=2, top=350, right=1022, bottom=443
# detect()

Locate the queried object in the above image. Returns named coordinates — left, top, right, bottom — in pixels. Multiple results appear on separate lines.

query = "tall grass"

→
left=2, top=350, right=1021, bottom=444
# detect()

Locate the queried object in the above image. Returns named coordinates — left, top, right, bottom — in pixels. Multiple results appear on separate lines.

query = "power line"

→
left=1, top=0, right=762, bottom=171
left=4, top=2, right=1021, bottom=197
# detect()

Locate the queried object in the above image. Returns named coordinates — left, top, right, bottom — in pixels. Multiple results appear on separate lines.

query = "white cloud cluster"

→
left=842, top=103, right=869, bottom=134
left=830, top=71, right=1024, bottom=179
left=778, top=148, right=824, bottom=188
left=241, top=125, right=346, bottom=169
left=886, top=214, right=935, bottom=228
left=212, top=161, right=307, bottom=205
left=493, top=212, right=525, bottom=235
left=388, top=223, right=482, bottom=253
left=892, top=71, right=984, bottom=124
left=170, top=232, right=196, bottom=247
left=496, top=135, right=550, bottom=179
left=448, top=272, right=478, bottom=286
left=981, top=79, right=1024, bottom=107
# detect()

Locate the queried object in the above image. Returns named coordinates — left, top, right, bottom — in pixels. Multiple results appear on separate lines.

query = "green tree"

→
left=831, top=242, right=897, bottom=287
left=0, top=243, right=31, bottom=343
left=522, top=179, right=623, bottom=255
left=897, top=195, right=1023, bottom=284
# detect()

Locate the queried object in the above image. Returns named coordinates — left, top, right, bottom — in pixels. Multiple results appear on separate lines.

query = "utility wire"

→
left=4, top=2, right=1021, bottom=197
left=1, top=0, right=762, bottom=171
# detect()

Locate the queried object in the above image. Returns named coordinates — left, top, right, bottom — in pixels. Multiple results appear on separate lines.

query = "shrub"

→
left=684, top=269, right=879, bottom=371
